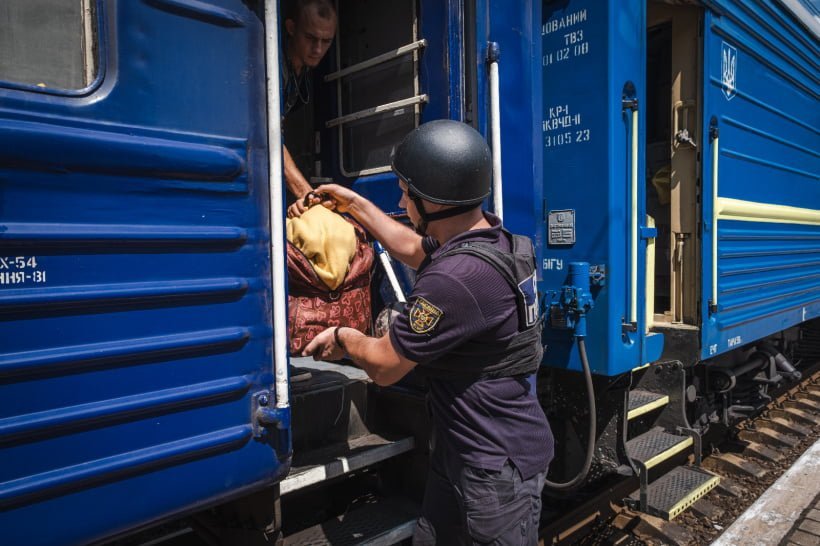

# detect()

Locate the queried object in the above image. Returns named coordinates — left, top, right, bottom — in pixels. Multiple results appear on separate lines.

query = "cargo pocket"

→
left=461, top=465, right=529, bottom=544
left=465, top=501, right=529, bottom=545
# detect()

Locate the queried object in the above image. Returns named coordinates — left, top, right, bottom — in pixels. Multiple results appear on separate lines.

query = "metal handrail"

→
left=325, top=94, right=428, bottom=128
left=488, top=43, right=503, bottom=221
left=263, top=1, right=289, bottom=409
left=630, top=107, right=639, bottom=325
left=324, top=39, right=427, bottom=83
left=712, top=134, right=719, bottom=312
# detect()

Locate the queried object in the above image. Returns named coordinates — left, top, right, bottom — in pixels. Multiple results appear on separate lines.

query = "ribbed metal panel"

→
left=0, top=2, right=285, bottom=544
left=702, top=0, right=820, bottom=358
left=717, top=224, right=820, bottom=329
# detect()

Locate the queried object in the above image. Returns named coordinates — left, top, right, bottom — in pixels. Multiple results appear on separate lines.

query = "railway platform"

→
left=711, top=438, right=820, bottom=546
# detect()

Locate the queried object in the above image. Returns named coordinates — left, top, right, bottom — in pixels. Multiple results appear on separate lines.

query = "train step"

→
left=283, top=496, right=419, bottom=546
left=627, top=465, right=719, bottom=520
left=627, top=390, right=670, bottom=420
left=289, top=357, right=372, bottom=453
left=626, top=427, right=693, bottom=470
left=281, top=433, right=415, bottom=495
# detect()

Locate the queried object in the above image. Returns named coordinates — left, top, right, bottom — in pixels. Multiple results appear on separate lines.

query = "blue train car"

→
left=0, top=0, right=817, bottom=543
left=541, top=0, right=819, bottom=373
left=0, top=2, right=289, bottom=544
left=0, top=0, right=540, bottom=543
left=540, top=0, right=819, bottom=518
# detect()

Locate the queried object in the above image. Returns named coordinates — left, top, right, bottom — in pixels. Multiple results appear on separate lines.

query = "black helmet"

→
left=392, top=120, right=492, bottom=206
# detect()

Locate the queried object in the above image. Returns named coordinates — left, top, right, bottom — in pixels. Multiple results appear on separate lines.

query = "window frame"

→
left=327, top=0, right=424, bottom=178
left=0, top=0, right=105, bottom=96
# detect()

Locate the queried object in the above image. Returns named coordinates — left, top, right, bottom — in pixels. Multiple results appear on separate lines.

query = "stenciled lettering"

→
left=542, top=9, right=588, bottom=36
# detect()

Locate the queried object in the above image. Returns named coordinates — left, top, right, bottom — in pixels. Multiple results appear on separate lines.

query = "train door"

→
left=0, top=2, right=285, bottom=545
left=644, top=2, right=703, bottom=357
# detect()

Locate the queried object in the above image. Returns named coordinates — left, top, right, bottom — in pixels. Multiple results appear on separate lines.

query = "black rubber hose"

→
left=544, top=337, right=596, bottom=491
left=758, top=341, right=802, bottom=381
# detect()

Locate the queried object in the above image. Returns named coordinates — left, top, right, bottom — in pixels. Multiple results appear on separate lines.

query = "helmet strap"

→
left=410, top=194, right=430, bottom=235
left=424, top=204, right=481, bottom=222
left=410, top=193, right=480, bottom=236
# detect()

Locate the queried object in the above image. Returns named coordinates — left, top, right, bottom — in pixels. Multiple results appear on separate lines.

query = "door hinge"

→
left=252, top=391, right=290, bottom=438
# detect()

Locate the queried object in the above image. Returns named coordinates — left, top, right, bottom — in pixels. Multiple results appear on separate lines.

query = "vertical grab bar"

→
left=264, top=1, right=289, bottom=409
left=630, top=107, right=639, bottom=325
left=622, top=100, right=638, bottom=331
left=621, top=92, right=639, bottom=330
left=711, top=126, right=720, bottom=313
left=488, top=42, right=503, bottom=221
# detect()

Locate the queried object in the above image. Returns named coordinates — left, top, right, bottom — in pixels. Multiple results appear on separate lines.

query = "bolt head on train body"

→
left=0, top=0, right=817, bottom=544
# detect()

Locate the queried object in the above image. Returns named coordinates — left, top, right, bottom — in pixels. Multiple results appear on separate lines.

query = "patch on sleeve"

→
left=408, top=296, right=444, bottom=334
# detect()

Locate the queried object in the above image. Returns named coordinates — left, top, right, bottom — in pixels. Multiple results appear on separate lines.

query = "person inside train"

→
left=280, top=0, right=338, bottom=382
left=281, top=0, right=336, bottom=219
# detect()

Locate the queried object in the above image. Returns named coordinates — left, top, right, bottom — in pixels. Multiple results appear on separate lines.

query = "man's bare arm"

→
left=303, top=328, right=417, bottom=387
left=283, top=145, right=313, bottom=200
left=343, top=330, right=417, bottom=386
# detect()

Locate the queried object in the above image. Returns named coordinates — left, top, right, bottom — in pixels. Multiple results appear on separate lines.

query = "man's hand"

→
left=287, top=197, right=310, bottom=218
left=303, top=327, right=344, bottom=361
left=283, top=145, right=312, bottom=217
left=313, top=184, right=360, bottom=214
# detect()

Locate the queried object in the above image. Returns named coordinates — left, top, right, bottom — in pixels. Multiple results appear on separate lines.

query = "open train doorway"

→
left=646, top=2, right=702, bottom=335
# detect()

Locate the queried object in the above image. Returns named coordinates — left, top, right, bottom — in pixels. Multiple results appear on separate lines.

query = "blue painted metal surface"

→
left=701, top=1, right=820, bottom=359
left=4, top=0, right=815, bottom=541
left=540, top=0, right=648, bottom=375
left=0, top=2, right=288, bottom=544
left=347, top=0, right=542, bottom=239
left=488, top=0, right=542, bottom=238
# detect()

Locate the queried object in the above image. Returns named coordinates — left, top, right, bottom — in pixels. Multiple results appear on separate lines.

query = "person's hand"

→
left=287, top=198, right=309, bottom=218
left=313, top=184, right=359, bottom=214
left=303, top=327, right=345, bottom=361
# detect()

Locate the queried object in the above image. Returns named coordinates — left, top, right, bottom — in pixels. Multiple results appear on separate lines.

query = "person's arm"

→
left=303, top=327, right=417, bottom=386
left=284, top=145, right=313, bottom=217
left=313, top=183, right=426, bottom=268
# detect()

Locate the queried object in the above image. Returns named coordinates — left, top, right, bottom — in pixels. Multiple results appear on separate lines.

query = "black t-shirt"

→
left=282, top=62, right=315, bottom=205
left=389, top=214, right=554, bottom=479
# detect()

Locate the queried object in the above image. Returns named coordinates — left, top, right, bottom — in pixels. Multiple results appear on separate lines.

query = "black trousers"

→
left=412, top=454, right=545, bottom=546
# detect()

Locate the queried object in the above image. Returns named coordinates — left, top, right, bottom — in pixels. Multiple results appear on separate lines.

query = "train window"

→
left=0, top=0, right=98, bottom=92
left=327, top=0, right=424, bottom=177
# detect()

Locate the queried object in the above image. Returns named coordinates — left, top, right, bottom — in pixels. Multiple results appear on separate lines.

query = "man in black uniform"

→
left=304, top=120, right=554, bottom=545
left=281, top=0, right=336, bottom=218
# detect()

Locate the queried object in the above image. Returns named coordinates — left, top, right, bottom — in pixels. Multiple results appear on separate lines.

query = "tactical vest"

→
left=415, top=229, right=543, bottom=380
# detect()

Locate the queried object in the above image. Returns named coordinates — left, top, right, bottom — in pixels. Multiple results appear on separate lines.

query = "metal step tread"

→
left=283, top=497, right=419, bottom=546
left=282, top=434, right=415, bottom=495
left=290, top=356, right=370, bottom=382
left=626, top=427, right=693, bottom=468
left=629, top=466, right=720, bottom=520
left=628, top=390, right=670, bottom=420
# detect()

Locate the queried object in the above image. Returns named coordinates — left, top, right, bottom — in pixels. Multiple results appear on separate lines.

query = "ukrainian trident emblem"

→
left=721, top=42, right=737, bottom=101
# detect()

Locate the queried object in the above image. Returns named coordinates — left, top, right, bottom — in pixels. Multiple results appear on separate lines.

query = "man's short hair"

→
left=285, top=0, right=336, bottom=23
